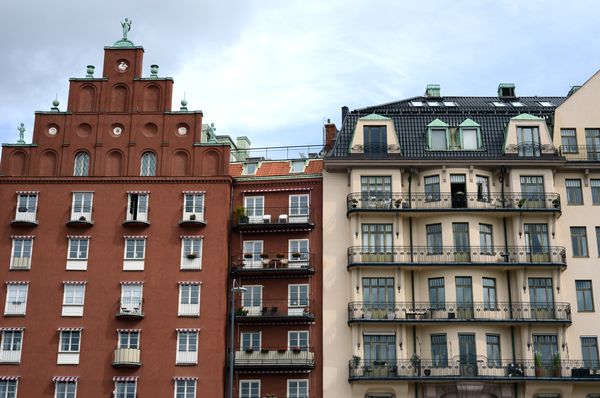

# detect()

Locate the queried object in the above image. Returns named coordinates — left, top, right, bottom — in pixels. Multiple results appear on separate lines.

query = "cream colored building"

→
left=323, top=78, right=600, bottom=398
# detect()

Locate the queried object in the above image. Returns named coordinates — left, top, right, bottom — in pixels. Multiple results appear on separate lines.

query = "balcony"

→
left=234, top=348, right=315, bottom=370
left=235, top=300, right=314, bottom=324
left=115, top=303, right=144, bottom=319
left=231, top=252, right=315, bottom=277
left=179, top=212, right=206, bottom=227
left=4, top=301, right=26, bottom=316
left=11, top=210, right=38, bottom=227
left=560, top=145, right=600, bottom=162
left=349, top=357, right=600, bottom=382
left=123, top=210, right=150, bottom=227
left=347, top=302, right=571, bottom=324
left=66, top=213, right=94, bottom=227
left=113, top=348, right=141, bottom=367
left=346, top=192, right=561, bottom=214
left=347, top=246, right=567, bottom=269
left=0, top=350, right=21, bottom=364
left=234, top=207, right=315, bottom=232
left=9, top=256, right=31, bottom=270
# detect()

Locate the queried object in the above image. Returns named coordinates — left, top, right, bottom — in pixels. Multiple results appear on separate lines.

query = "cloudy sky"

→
left=1, top=0, right=600, bottom=149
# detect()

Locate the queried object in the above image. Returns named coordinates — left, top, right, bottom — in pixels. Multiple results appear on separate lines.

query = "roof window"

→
left=411, top=101, right=425, bottom=107
left=538, top=101, right=554, bottom=107
left=511, top=102, right=524, bottom=107
left=427, top=101, right=440, bottom=107
left=443, top=101, right=456, bottom=107
left=290, top=160, right=306, bottom=173
left=491, top=102, right=507, bottom=107
left=243, top=162, right=258, bottom=175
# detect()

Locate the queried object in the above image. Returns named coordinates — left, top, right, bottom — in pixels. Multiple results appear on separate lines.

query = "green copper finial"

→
left=51, top=95, right=60, bottom=111
left=17, top=123, right=26, bottom=144
left=113, top=18, right=135, bottom=47
left=206, top=123, right=217, bottom=143
left=150, top=64, right=159, bottom=78
left=180, top=92, right=188, bottom=111
left=86, top=65, right=95, bottom=78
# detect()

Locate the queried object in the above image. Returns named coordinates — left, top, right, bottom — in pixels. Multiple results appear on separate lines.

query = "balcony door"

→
left=524, top=224, right=550, bottom=261
left=363, top=334, right=396, bottom=376
left=243, top=241, right=263, bottom=269
left=363, top=126, right=387, bottom=156
left=459, top=333, right=478, bottom=376
left=520, top=176, right=545, bottom=207
left=361, top=176, right=392, bottom=208
left=586, top=129, right=600, bottom=160
left=244, top=196, right=264, bottom=223
left=533, top=334, right=558, bottom=367
left=242, top=286, right=262, bottom=316
left=456, top=277, right=474, bottom=319
left=362, top=278, right=394, bottom=319
left=517, top=126, right=541, bottom=157
left=452, top=223, right=470, bottom=262
left=450, top=174, right=467, bottom=208
left=361, top=224, right=392, bottom=262
left=529, top=278, right=554, bottom=319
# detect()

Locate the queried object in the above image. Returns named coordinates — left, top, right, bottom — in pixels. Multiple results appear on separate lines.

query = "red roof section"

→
left=229, top=159, right=323, bottom=177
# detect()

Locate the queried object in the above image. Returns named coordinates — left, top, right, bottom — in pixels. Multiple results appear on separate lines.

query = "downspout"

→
left=408, top=171, right=418, bottom=398
left=227, top=177, right=235, bottom=397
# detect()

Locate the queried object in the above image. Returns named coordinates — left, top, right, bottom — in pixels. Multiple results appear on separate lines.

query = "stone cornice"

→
left=0, top=176, right=232, bottom=185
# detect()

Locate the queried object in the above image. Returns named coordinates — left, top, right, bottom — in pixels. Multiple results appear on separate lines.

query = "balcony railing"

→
left=231, top=252, right=314, bottom=274
left=234, top=207, right=315, bottom=230
left=347, top=246, right=567, bottom=267
left=116, top=302, right=144, bottom=319
left=0, top=350, right=21, bottom=364
left=560, top=145, right=600, bottom=161
left=348, top=301, right=571, bottom=323
left=349, top=357, right=600, bottom=380
left=123, top=208, right=150, bottom=226
left=9, top=256, right=31, bottom=270
left=347, top=192, right=561, bottom=213
left=4, top=301, right=26, bottom=316
left=11, top=210, right=38, bottom=226
left=113, top=348, right=141, bottom=367
left=235, top=299, right=314, bottom=322
left=235, top=348, right=315, bottom=369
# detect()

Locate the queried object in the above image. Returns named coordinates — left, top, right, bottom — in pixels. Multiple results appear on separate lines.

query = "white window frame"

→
left=178, top=283, right=200, bottom=317
left=290, top=160, right=306, bottom=173
left=123, top=237, right=146, bottom=271
left=126, top=193, right=149, bottom=223
left=288, top=239, right=309, bottom=267
left=14, top=192, right=38, bottom=223
left=73, top=152, right=90, bottom=176
left=288, top=284, right=309, bottom=316
left=180, top=237, right=202, bottom=270
left=287, top=379, right=309, bottom=398
left=176, top=330, right=198, bottom=365
left=242, top=163, right=258, bottom=176
left=241, top=285, right=262, bottom=316
left=183, top=193, right=204, bottom=222
left=242, top=240, right=263, bottom=269
left=0, top=330, right=22, bottom=363
left=174, top=379, right=196, bottom=398
left=120, top=284, right=143, bottom=315
left=240, top=331, right=261, bottom=351
left=62, top=283, right=85, bottom=317
left=287, top=330, right=309, bottom=351
left=70, top=192, right=93, bottom=222
left=57, top=330, right=81, bottom=365
left=118, top=330, right=140, bottom=349
left=244, top=196, right=264, bottom=223
left=289, top=194, right=309, bottom=223
left=140, top=152, right=156, bottom=176
left=0, top=379, right=18, bottom=398
left=239, top=380, right=260, bottom=398
left=10, top=237, right=33, bottom=270
left=114, top=380, right=137, bottom=398
left=4, top=283, right=28, bottom=316
left=66, top=237, right=89, bottom=271
left=54, top=381, right=77, bottom=398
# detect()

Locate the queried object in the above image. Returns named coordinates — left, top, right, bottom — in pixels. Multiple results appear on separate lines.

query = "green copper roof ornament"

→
left=86, top=65, right=95, bottom=78
left=113, top=18, right=135, bottom=48
left=150, top=64, right=159, bottom=78
left=17, top=123, right=26, bottom=144
left=180, top=92, right=188, bottom=111
left=51, top=95, right=60, bottom=112
left=206, top=123, right=217, bottom=143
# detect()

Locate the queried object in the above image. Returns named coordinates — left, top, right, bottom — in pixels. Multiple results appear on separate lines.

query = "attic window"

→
left=243, top=162, right=258, bottom=175
left=511, top=102, right=524, bottom=107
left=427, top=101, right=440, bottom=107
left=539, top=101, right=554, bottom=107
left=430, top=129, right=448, bottom=150
left=290, top=160, right=306, bottom=173
left=491, top=102, right=506, bottom=107
left=411, top=101, right=425, bottom=107
left=443, top=101, right=456, bottom=107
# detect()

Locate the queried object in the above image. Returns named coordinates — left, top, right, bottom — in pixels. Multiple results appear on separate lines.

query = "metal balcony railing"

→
left=235, top=299, right=314, bottom=319
left=12, top=210, right=37, bottom=225
left=235, top=207, right=314, bottom=227
left=116, top=302, right=144, bottom=318
left=113, top=348, right=141, bottom=367
left=349, top=357, right=600, bottom=380
left=235, top=348, right=315, bottom=368
left=347, top=192, right=561, bottom=212
left=347, top=301, right=571, bottom=323
left=232, top=251, right=314, bottom=272
left=347, top=246, right=567, bottom=267
left=560, top=145, right=600, bottom=161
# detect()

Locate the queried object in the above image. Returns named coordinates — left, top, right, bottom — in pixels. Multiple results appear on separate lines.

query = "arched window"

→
left=73, top=152, right=90, bottom=176
left=140, top=152, right=157, bottom=176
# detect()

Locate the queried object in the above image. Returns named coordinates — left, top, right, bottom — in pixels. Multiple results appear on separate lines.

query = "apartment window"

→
left=14, top=192, right=37, bottom=223
left=566, top=179, right=584, bottom=205
left=54, top=381, right=77, bottom=398
left=362, top=224, right=393, bottom=251
left=178, top=283, right=200, bottom=316
left=288, top=239, right=309, bottom=265
left=476, top=175, right=490, bottom=201
left=461, top=127, right=481, bottom=150
left=242, top=286, right=262, bottom=316
left=452, top=223, right=470, bottom=253
left=361, top=176, right=392, bottom=201
left=239, top=380, right=260, bottom=398
left=244, top=196, right=264, bottom=223
left=479, top=224, right=494, bottom=254
left=183, top=193, right=204, bottom=221
left=0, top=379, right=18, bottom=398
left=62, top=283, right=85, bottom=317
left=0, top=330, right=22, bottom=363
left=486, top=334, right=501, bottom=367
left=426, top=224, right=443, bottom=254
left=288, top=331, right=309, bottom=351
left=363, top=125, right=387, bottom=155
left=242, top=162, right=258, bottom=175
left=70, top=192, right=93, bottom=222
left=73, top=152, right=89, bottom=176
left=431, top=334, right=448, bottom=367
left=120, top=283, right=143, bottom=315
left=576, top=280, right=594, bottom=312
left=176, top=330, right=198, bottom=364
left=118, top=330, right=140, bottom=349
left=597, top=227, right=600, bottom=256
left=571, top=227, right=589, bottom=257
left=58, top=329, right=81, bottom=364
left=363, top=334, right=396, bottom=364
left=362, top=278, right=394, bottom=307
left=180, top=237, right=202, bottom=270
left=123, top=237, right=146, bottom=271
left=520, top=176, right=545, bottom=207
left=586, top=128, right=600, bottom=160
left=288, top=379, right=308, bottom=398
left=241, top=332, right=260, bottom=350
left=429, top=128, right=448, bottom=150
left=126, top=193, right=148, bottom=222
left=483, top=278, right=497, bottom=309
left=4, top=283, right=28, bottom=316
left=517, top=126, right=541, bottom=156
left=428, top=278, right=445, bottom=309
left=561, top=129, right=578, bottom=153
left=582, top=337, right=599, bottom=368
left=424, top=175, right=441, bottom=201
left=288, top=284, right=309, bottom=315
left=290, top=160, right=305, bottom=173
left=175, top=379, right=196, bottom=398
left=591, top=179, right=600, bottom=205
left=114, top=380, right=136, bottom=398
left=10, top=237, right=32, bottom=270
left=140, top=152, right=156, bottom=176
left=242, top=240, right=263, bottom=268
left=289, top=194, right=309, bottom=222
left=66, top=237, right=89, bottom=271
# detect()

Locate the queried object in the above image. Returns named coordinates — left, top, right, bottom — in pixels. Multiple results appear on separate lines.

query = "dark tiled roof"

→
left=329, top=96, right=567, bottom=159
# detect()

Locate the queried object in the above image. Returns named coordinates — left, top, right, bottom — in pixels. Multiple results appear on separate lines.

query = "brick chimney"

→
left=323, top=119, right=337, bottom=152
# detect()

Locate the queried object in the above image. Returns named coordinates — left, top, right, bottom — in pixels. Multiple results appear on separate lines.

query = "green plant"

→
left=394, top=199, right=402, bottom=208
left=534, top=352, right=542, bottom=367
left=552, top=198, right=560, bottom=208
left=189, top=213, right=196, bottom=220
left=352, top=355, right=361, bottom=366
left=276, top=253, right=285, bottom=259
left=244, top=253, right=253, bottom=259
left=260, top=253, right=269, bottom=259
left=292, top=252, right=302, bottom=258
left=350, top=198, right=358, bottom=208
left=234, top=206, right=247, bottom=222
left=517, top=198, right=527, bottom=208
left=236, top=307, right=248, bottom=316
left=553, top=353, right=561, bottom=367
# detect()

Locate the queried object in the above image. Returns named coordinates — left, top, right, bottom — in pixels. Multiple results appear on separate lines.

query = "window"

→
left=0, top=330, right=22, bottom=363
left=114, top=380, right=136, bottom=398
left=242, top=240, right=263, bottom=268
left=180, top=237, right=202, bottom=270
left=486, top=335, right=501, bottom=367
left=70, top=192, right=93, bottom=222
left=4, top=283, right=28, bottom=316
left=241, top=332, right=260, bottom=350
left=244, top=196, right=264, bottom=223
left=524, top=223, right=550, bottom=255
left=491, top=101, right=506, bottom=107
left=411, top=101, right=424, bottom=107
left=175, top=379, right=196, bottom=398
left=461, top=128, right=479, bottom=150
left=239, top=380, right=260, bottom=398
left=288, top=284, right=309, bottom=315
left=597, top=227, right=600, bottom=257
left=362, top=278, right=394, bottom=309
left=533, top=335, right=558, bottom=365
left=511, top=102, right=524, bottom=107
left=123, top=237, right=145, bottom=271
left=10, top=237, right=32, bottom=270
left=120, top=283, right=143, bottom=315
left=582, top=337, right=599, bottom=368
left=14, top=192, right=37, bottom=223
left=427, top=101, right=439, bottom=107
left=288, top=239, right=309, bottom=266
left=479, top=224, right=494, bottom=254
left=566, top=179, right=584, bottom=205
left=289, top=194, right=309, bottom=222
left=140, top=152, right=156, bottom=176
left=443, top=101, right=456, bottom=107
left=586, top=128, right=600, bottom=160
left=361, top=176, right=392, bottom=202
left=126, top=193, right=148, bottom=223
left=539, top=101, right=554, bottom=107
left=178, top=283, right=200, bottom=316
left=0, top=379, right=17, bottom=398
left=426, top=224, right=443, bottom=254
left=428, top=278, right=445, bottom=309
left=591, top=180, right=600, bottom=205
left=483, top=278, right=497, bottom=309
left=363, top=334, right=396, bottom=364
left=242, top=162, right=258, bottom=175
left=476, top=175, right=489, bottom=201
left=431, top=334, right=448, bottom=367
left=571, top=227, right=589, bottom=257
left=363, top=125, right=387, bottom=155
left=66, top=237, right=89, bottom=271
left=118, top=330, right=140, bottom=349
left=62, top=283, right=85, bottom=317
left=520, top=176, right=545, bottom=206
left=561, top=129, right=578, bottom=153
left=241, top=286, right=262, bottom=316
left=288, top=379, right=308, bottom=398
left=288, top=331, right=309, bottom=351
left=361, top=224, right=393, bottom=253
left=452, top=223, right=470, bottom=253
left=456, top=277, right=474, bottom=318
left=58, top=330, right=81, bottom=364
left=430, top=128, right=448, bottom=150
left=176, top=330, right=198, bottom=364
left=73, top=152, right=89, bottom=176
left=424, top=175, right=440, bottom=201
left=290, top=160, right=305, bottom=173
left=576, top=280, right=594, bottom=312
left=183, top=193, right=204, bottom=221
left=54, top=381, right=77, bottom=398
left=517, top=126, right=541, bottom=157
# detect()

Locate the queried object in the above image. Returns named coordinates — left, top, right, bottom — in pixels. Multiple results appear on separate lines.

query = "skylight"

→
left=491, top=102, right=506, bottom=107
left=243, top=163, right=258, bottom=175
left=511, top=102, right=524, bottom=107
left=427, top=101, right=439, bottom=107
left=539, top=101, right=554, bottom=107
left=443, top=101, right=457, bottom=107
left=411, top=101, right=425, bottom=107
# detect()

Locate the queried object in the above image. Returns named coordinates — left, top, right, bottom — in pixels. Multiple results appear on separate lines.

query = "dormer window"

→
left=428, top=119, right=482, bottom=151
left=458, top=118, right=482, bottom=150
left=517, top=126, right=541, bottom=157
left=243, top=162, right=258, bottom=175
left=363, top=126, right=387, bottom=155
left=290, top=160, right=305, bottom=173
left=427, top=119, right=449, bottom=150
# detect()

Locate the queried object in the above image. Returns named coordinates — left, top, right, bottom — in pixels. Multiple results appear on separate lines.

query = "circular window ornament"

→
left=113, top=126, right=123, bottom=136
left=177, top=126, right=188, bottom=136
left=48, top=126, right=58, bottom=136
left=117, top=61, right=129, bottom=73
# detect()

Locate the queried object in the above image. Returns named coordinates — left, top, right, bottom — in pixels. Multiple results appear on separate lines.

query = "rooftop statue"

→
left=121, top=18, right=132, bottom=40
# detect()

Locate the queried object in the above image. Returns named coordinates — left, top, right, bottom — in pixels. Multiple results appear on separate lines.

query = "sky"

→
left=1, top=0, right=600, bottom=149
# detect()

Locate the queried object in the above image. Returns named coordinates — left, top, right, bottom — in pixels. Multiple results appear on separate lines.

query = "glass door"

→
left=517, top=126, right=541, bottom=156
left=520, top=176, right=545, bottom=208
left=363, top=334, right=396, bottom=376
left=459, top=334, right=478, bottom=376
left=586, top=129, right=600, bottom=160
left=361, top=224, right=393, bottom=262
left=452, top=223, right=470, bottom=262
left=533, top=334, right=559, bottom=375
left=362, top=278, right=394, bottom=320
left=242, top=241, right=263, bottom=268
left=529, top=278, right=554, bottom=319
left=456, top=277, right=474, bottom=319
left=242, top=286, right=262, bottom=316
left=524, top=224, right=550, bottom=262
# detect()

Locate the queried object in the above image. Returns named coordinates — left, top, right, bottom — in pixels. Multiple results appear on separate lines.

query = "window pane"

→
left=462, top=128, right=478, bottom=149
left=571, top=227, right=588, bottom=256
left=430, top=129, right=447, bottom=150
left=566, top=179, right=583, bottom=205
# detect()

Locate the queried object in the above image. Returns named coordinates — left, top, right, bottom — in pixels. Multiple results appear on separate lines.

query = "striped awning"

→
left=176, top=328, right=200, bottom=332
left=0, top=376, right=19, bottom=381
left=116, top=329, right=142, bottom=333
left=10, top=235, right=35, bottom=239
left=16, top=191, right=39, bottom=194
left=57, top=327, right=83, bottom=332
left=62, top=281, right=86, bottom=285
left=67, top=235, right=91, bottom=239
left=120, top=281, right=144, bottom=285
left=123, top=235, right=147, bottom=239
left=242, top=187, right=311, bottom=193
left=180, top=235, right=203, bottom=239
left=52, top=376, right=78, bottom=382
left=0, top=327, right=24, bottom=331
left=113, top=376, right=138, bottom=382
left=182, top=191, right=205, bottom=194
left=127, top=191, right=150, bottom=194
left=5, top=281, right=29, bottom=285
left=173, top=376, right=198, bottom=381
left=177, top=281, right=201, bottom=285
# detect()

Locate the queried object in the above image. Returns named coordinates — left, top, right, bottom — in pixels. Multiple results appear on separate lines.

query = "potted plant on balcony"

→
left=260, top=253, right=270, bottom=265
left=245, top=347, right=254, bottom=354
left=79, top=215, right=87, bottom=221
left=552, top=353, right=562, bottom=377
left=517, top=198, right=527, bottom=208
left=552, top=197, right=561, bottom=209
left=410, top=353, right=422, bottom=376
left=236, top=307, right=248, bottom=316
left=292, top=252, right=302, bottom=259
left=534, top=351, right=543, bottom=377
left=352, top=355, right=361, bottom=368
left=260, top=348, right=269, bottom=354
left=292, top=346, right=302, bottom=354
left=186, top=252, right=198, bottom=259
left=394, top=198, right=402, bottom=208
left=277, top=348, right=286, bottom=354
left=235, top=206, right=248, bottom=224
left=189, top=213, right=197, bottom=221
left=276, top=252, right=288, bottom=265
left=350, top=198, right=358, bottom=208
left=244, top=253, right=253, bottom=259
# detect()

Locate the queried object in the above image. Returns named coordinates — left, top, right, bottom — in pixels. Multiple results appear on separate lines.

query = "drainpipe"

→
left=408, top=172, right=418, bottom=398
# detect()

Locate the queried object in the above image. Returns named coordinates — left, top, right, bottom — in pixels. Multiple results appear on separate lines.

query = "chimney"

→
left=341, top=106, right=349, bottom=123
left=567, top=85, right=581, bottom=97
left=497, top=83, right=516, bottom=98
left=323, top=119, right=337, bottom=152
left=425, top=84, right=441, bottom=98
